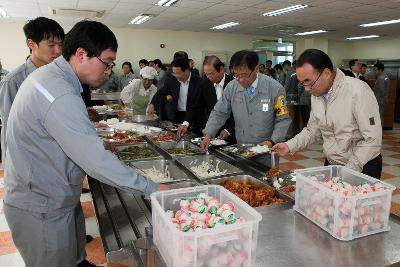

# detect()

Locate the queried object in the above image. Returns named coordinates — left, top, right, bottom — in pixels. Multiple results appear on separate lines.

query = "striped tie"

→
left=247, top=86, right=254, bottom=97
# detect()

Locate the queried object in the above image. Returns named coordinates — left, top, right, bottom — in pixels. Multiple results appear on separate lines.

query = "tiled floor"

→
left=0, top=124, right=399, bottom=266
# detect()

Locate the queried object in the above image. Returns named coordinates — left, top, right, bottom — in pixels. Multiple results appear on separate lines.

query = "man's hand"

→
left=200, top=134, right=212, bottom=151
left=217, top=129, right=230, bottom=140
left=177, top=125, right=188, bottom=138
left=258, top=140, right=274, bottom=148
left=166, top=95, right=173, bottom=103
left=270, top=143, right=290, bottom=156
left=146, top=104, right=155, bottom=116
left=157, top=184, right=169, bottom=191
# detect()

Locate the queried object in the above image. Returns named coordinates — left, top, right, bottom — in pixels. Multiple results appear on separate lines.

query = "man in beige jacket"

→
left=272, top=49, right=382, bottom=179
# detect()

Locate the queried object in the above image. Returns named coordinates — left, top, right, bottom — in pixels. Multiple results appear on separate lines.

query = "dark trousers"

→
left=324, top=154, right=382, bottom=179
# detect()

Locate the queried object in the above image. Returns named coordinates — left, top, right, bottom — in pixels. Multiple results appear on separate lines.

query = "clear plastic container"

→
left=294, top=166, right=395, bottom=241
left=151, top=185, right=262, bottom=267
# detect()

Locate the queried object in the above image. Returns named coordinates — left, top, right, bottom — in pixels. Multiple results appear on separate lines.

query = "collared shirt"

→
left=4, top=56, right=156, bottom=215
left=214, top=73, right=226, bottom=100
left=352, top=71, right=360, bottom=79
left=177, top=72, right=191, bottom=112
left=322, top=87, right=333, bottom=103
left=247, top=73, right=259, bottom=96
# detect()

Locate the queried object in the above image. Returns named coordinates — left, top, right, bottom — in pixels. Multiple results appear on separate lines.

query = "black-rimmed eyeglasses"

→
left=299, top=71, right=322, bottom=88
left=96, top=56, right=116, bottom=71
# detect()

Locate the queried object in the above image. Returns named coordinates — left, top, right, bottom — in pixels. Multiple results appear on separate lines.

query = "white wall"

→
left=0, top=22, right=272, bottom=75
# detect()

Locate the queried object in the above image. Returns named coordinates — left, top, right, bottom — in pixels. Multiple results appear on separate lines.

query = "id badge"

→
left=262, top=103, right=269, bottom=112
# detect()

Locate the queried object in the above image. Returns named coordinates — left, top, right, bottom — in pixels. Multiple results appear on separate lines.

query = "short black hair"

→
left=259, top=64, right=266, bottom=68
left=62, top=20, right=117, bottom=61
left=23, top=17, right=64, bottom=44
left=349, top=59, right=358, bottom=69
left=171, top=57, right=190, bottom=71
left=203, top=55, right=224, bottom=71
left=139, top=59, right=149, bottom=66
left=297, top=49, right=333, bottom=72
left=230, top=50, right=258, bottom=70
left=266, top=60, right=272, bottom=64
left=23, top=17, right=64, bottom=53
left=274, top=64, right=283, bottom=71
left=361, top=63, right=367, bottom=68
left=173, top=51, right=189, bottom=60
left=373, top=62, right=384, bottom=71
left=282, top=60, right=291, bottom=67
left=122, top=61, right=133, bottom=73
left=154, top=59, right=167, bottom=70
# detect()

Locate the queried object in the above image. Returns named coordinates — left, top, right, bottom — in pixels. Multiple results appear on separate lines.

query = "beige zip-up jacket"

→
left=286, top=68, right=382, bottom=172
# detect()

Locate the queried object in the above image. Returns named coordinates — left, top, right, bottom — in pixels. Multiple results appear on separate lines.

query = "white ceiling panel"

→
left=0, top=0, right=399, bottom=40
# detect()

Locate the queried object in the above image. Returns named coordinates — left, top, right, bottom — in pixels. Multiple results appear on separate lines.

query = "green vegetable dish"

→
left=166, top=147, right=196, bottom=155
left=118, top=146, right=157, bottom=160
left=125, top=130, right=140, bottom=137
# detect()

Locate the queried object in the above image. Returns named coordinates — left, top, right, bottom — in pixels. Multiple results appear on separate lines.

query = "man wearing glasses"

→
left=272, top=49, right=382, bottom=179
left=201, top=50, right=291, bottom=167
left=3, top=21, right=166, bottom=267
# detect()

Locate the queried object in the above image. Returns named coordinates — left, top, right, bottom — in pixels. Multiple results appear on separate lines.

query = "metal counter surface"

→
left=255, top=202, right=400, bottom=267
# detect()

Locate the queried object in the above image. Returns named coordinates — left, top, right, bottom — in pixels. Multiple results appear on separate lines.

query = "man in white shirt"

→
left=148, top=58, right=204, bottom=127
left=177, top=55, right=235, bottom=140
left=349, top=59, right=361, bottom=78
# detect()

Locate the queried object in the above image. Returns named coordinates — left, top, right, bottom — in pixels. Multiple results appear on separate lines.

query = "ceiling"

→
left=1, top=0, right=400, bottom=40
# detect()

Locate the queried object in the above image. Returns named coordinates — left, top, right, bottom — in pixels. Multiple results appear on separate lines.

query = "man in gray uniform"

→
left=3, top=21, right=166, bottom=267
left=201, top=50, right=291, bottom=166
left=373, top=62, right=389, bottom=126
left=282, top=60, right=298, bottom=101
left=0, top=17, right=64, bottom=166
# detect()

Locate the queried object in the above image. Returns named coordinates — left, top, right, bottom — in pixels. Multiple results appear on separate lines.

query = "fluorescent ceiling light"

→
left=263, top=4, right=308, bottom=17
left=129, top=14, right=152, bottom=25
left=360, top=19, right=400, bottom=27
left=211, top=22, right=240, bottom=30
left=295, top=30, right=327, bottom=36
left=0, top=7, right=7, bottom=18
left=156, top=0, right=178, bottom=7
left=346, top=35, right=380, bottom=40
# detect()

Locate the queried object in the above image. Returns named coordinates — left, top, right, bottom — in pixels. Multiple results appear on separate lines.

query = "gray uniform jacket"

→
left=4, top=56, right=157, bottom=215
left=284, top=69, right=298, bottom=96
left=0, top=59, right=36, bottom=165
left=203, top=74, right=291, bottom=144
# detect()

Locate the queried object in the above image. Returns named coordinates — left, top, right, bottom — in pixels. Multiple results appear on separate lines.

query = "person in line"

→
left=201, top=50, right=291, bottom=167
left=177, top=55, right=236, bottom=141
left=153, top=58, right=167, bottom=89
left=119, top=61, right=134, bottom=90
left=272, top=49, right=382, bottom=179
left=139, top=58, right=149, bottom=69
left=3, top=20, right=166, bottom=267
left=0, top=16, right=64, bottom=166
left=373, top=62, right=389, bottom=127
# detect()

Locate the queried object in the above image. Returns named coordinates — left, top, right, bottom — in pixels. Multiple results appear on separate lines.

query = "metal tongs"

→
left=271, top=151, right=277, bottom=169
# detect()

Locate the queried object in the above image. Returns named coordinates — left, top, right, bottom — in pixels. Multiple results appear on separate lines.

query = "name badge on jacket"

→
left=262, top=103, right=268, bottom=112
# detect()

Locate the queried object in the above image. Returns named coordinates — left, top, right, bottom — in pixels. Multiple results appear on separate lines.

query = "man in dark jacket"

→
left=177, top=56, right=236, bottom=142
left=148, top=58, right=205, bottom=133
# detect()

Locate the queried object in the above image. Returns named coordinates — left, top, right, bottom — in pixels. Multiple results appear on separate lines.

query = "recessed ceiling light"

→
left=0, top=7, right=7, bottom=18
left=129, top=14, right=152, bottom=25
left=156, top=0, right=178, bottom=7
left=295, top=30, right=327, bottom=36
left=360, top=19, right=400, bottom=27
left=346, top=35, right=380, bottom=40
left=263, top=4, right=308, bottom=17
left=211, top=22, right=240, bottom=30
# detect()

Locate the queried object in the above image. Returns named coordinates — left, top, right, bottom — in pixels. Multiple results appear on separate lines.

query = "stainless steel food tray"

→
left=154, top=140, right=204, bottom=157
left=128, top=159, right=191, bottom=183
left=175, top=154, right=243, bottom=181
left=206, top=174, right=292, bottom=205
left=116, top=143, right=163, bottom=162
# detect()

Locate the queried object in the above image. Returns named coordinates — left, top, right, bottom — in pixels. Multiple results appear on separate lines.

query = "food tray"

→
left=294, top=165, right=395, bottom=241
left=151, top=185, right=262, bottom=267
left=146, top=131, right=177, bottom=142
left=116, top=143, right=162, bottom=161
left=221, top=144, right=270, bottom=158
left=155, top=140, right=204, bottom=157
left=190, top=137, right=228, bottom=147
left=128, top=159, right=191, bottom=184
left=268, top=171, right=296, bottom=199
left=166, top=180, right=200, bottom=189
left=207, top=175, right=290, bottom=207
left=175, top=154, right=243, bottom=181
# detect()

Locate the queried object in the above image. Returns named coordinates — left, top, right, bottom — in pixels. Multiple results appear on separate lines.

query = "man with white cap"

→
left=120, top=66, right=158, bottom=114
